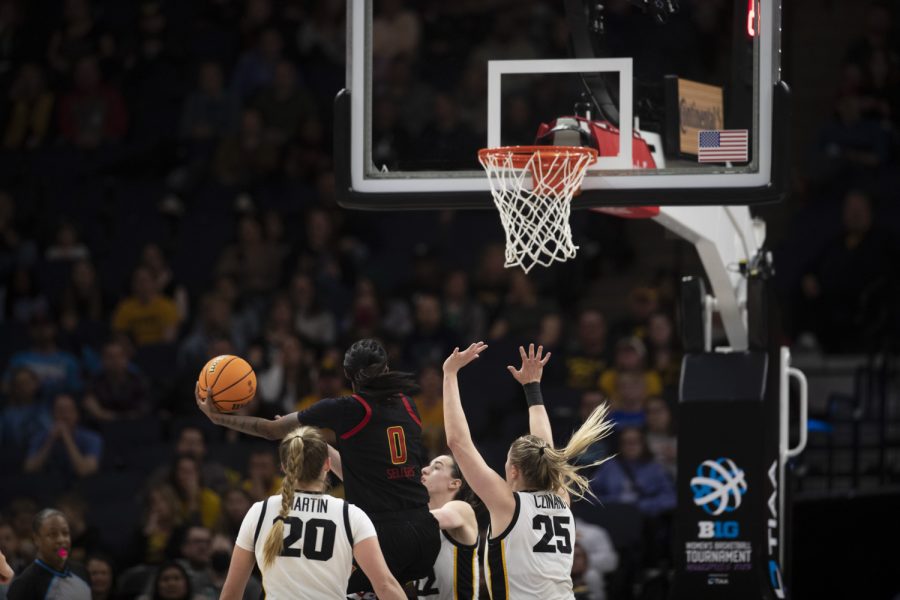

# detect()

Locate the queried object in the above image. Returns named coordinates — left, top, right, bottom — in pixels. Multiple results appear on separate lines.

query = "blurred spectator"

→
left=289, top=272, right=337, bottom=347
left=169, top=455, right=222, bottom=530
left=139, top=243, right=189, bottom=322
left=86, top=553, right=116, bottom=600
left=258, top=333, right=313, bottom=416
left=82, top=338, right=151, bottom=422
left=6, top=498, right=38, bottom=561
left=572, top=542, right=591, bottom=600
left=412, top=364, right=445, bottom=458
left=260, top=294, right=298, bottom=358
left=23, top=393, right=101, bottom=479
left=4, top=317, right=83, bottom=396
left=442, top=269, right=486, bottom=342
left=208, top=532, right=263, bottom=599
left=610, top=286, right=660, bottom=342
left=60, top=259, right=104, bottom=323
left=372, top=0, right=421, bottom=64
left=170, top=525, right=217, bottom=599
left=58, top=56, right=128, bottom=149
left=57, top=491, right=102, bottom=563
left=573, top=519, right=618, bottom=600
left=562, top=308, right=610, bottom=390
left=252, top=59, right=316, bottom=147
left=216, top=216, right=282, bottom=297
left=45, top=222, right=90, bottom=263
left=3, top=63, right=54, bottom=150
left=213, top=487, right=253, bottom=540
left=240, top=446, right=282, bottom=501
left=646, top=312, right=680, bottom=391
left=416, top=93, right=480, bottom=169
left=46, top=0, right=116, bottom=76
left=177, top=297, right=242, bottom=375
left=609, top=370, right=651, bottom=428
left=3, top=267, right=49, bottom=323
left=589, top=427, right=676, bottom=518
left=145, top=560, right=193, bottom=600
left=295, top=355, right=351, bottom=411
left=111, top=266, right=180, bottom=346
left=405, top=293, right=457, bottom=369
left=342, top=278, right=382, bottom=341
left=599, top=337, right=663, bottom=405
left=230, top=27, right=284, bottom=101
left=128, top=483, right=183, bottom=565
left=168, top=425, right=239, bottom=494
left=490, top=270, right=557, bottom=341
left=0, top=191, right=38, bottom=281
left=645, top=397, right=677, bottom=478
left=179, top=61, right=239, bottom=147
left=0, top=519, right=28, bottom=574
left=0, top=1, right=24, bottom=88
left=798, top=189, right=899, bottom=351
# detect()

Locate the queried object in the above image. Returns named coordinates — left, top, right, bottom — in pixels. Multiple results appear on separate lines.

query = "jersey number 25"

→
left=532, top=515, right=572, bottom=554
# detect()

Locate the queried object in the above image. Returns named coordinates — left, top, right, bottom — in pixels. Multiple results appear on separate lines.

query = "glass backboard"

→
left=335, top=0, right=788, bottom=209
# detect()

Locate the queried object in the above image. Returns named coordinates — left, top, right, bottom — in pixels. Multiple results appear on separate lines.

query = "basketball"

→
left=198, top=355, right=257, bottom=413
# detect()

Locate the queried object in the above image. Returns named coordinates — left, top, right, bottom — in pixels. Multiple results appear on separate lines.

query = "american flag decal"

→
left=697, top=130, right=749, bottom=163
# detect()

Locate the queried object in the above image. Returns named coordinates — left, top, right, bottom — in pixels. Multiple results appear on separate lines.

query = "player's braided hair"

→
left=261, top=427, right=329, bottom=569
left=343, top=338, right=419, bottom=399
left=508, top=403, right=613, bottom=501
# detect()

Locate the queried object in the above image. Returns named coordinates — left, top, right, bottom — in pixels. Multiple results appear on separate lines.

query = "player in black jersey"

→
left=196, top=338, right=440, bottom=593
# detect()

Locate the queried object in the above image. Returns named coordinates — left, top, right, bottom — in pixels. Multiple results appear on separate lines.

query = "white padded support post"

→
left=652, top=205, right=763, bottom=351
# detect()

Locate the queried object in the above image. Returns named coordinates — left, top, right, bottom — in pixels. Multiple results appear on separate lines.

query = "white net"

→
left=478, top=146, right=597, bottom=273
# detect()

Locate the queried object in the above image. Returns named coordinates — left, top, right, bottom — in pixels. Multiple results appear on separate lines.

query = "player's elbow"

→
left=372, top=577, right=404, bottom=600
left=446, top=434, right=471, bottom=454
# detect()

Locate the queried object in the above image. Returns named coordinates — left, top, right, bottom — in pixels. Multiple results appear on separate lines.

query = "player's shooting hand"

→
left=443, top=342, right=488, bottom=374
left=507, top=343, right=551, bottom=385
left=195, top=381, right=220, bottom=419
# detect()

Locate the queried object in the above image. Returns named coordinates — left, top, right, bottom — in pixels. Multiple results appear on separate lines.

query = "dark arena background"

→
left=0, top=1, right=899, bottom=599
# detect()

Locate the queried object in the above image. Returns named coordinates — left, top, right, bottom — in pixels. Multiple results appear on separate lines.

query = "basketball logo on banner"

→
left=690, top=458, right=748, bottom=515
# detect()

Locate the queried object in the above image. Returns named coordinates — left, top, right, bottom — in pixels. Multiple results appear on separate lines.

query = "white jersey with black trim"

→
left=235, top=491, right=376, bottom=599
left=416, top=529, right=479, bottom=600
left=483, top=491, right=575, bottom=600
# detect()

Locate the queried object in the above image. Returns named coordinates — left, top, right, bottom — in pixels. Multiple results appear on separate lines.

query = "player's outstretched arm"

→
left=431, top=500, right=478, bottom=545
left=507, top=343, right=554, bottom=446
left=195, top=382, right=298, bottom=440
left=218, top=546, right=255, bottom=600
left=443, top=343, right=517, bottom=531
left=353, top=537, right=408, bottom=600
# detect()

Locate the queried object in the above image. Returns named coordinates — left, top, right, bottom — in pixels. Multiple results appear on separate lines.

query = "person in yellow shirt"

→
left=240, top=447, right=283, bottom=502
left=598, top=336, right=662, bottom=402
left=170, top=454, right=222, bottom=530
left=294, top=358, right=352, bottom=413
left=411, top=364, right=445, bottom=458
left=111, top=267, right=180, bottom=346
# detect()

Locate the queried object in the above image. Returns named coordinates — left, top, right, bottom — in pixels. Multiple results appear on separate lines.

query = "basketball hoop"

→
left=478, top=145, right=598, bottom=273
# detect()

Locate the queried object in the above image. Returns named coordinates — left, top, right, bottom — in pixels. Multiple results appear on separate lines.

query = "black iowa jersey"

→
left=297, top=393, right=430, bottom=516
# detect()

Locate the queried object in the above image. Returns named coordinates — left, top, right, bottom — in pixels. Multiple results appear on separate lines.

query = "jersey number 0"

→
left=387, top=425, right=407, bottom=464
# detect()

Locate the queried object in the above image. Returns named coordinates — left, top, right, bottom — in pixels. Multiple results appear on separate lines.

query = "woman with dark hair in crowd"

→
left=150, top=561, right=192, bottom=600
left=197, top=338, right=440, bottom=593
left=168, top=454, right=222, bottom=530
left=442, top=343, right=614, bottom=600
left=85, top=553, right=115, bottom=600
left=219, top=426, right=406, bottom=600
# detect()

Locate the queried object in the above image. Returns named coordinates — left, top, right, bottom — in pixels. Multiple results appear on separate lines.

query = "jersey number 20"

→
left=532, top=515, right=572, bottom=554
left=281, top=517, right=337, bottom=561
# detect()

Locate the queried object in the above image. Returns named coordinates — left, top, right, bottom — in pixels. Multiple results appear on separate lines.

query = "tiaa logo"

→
left=690, top=458, right=748, bottom=515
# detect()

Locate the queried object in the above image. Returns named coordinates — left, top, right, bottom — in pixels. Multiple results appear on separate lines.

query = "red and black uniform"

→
left=297, top=392, right=440, bottom=591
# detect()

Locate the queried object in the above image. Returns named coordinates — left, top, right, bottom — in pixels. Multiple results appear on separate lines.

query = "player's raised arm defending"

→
left=442, top=343, right=518, bottom=533
left=195, top=382, right=299, bottom=440
left=507, top=343, right=554, bottom=446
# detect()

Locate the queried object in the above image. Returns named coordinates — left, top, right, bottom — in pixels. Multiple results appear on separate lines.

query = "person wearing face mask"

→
left=208, top=534, right=262, bottom=600
left=7, top=509, right=91, bottom=599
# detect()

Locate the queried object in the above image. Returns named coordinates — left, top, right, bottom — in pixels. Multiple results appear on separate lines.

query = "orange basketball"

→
left=198, top=355, right=257, bottom=413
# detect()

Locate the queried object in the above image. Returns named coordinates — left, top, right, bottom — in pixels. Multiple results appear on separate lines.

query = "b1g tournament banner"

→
left=672, top=352, right=785, bottom=599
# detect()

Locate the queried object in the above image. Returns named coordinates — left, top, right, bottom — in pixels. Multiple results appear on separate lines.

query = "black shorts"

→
left=347, top=509, right=440, bottom=593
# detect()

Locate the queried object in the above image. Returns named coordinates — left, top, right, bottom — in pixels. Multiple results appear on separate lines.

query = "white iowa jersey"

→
left=416, top=529, right=479, bottom=600
left=483, top=491, right=574, bottom=600
left=235, top=491, right=376, bottom=599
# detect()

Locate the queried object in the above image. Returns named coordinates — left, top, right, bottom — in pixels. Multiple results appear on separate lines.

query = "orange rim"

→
left=478, top=145, right=598, bottom=170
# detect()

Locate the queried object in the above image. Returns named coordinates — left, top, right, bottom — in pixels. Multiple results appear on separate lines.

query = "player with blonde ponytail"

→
left=219, top=426, right=406, bottom=600
left=443, top=343, right=613, bottom=600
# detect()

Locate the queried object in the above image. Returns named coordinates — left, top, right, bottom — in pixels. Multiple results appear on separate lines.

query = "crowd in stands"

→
left=0, top=0, right=897, bottom=599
